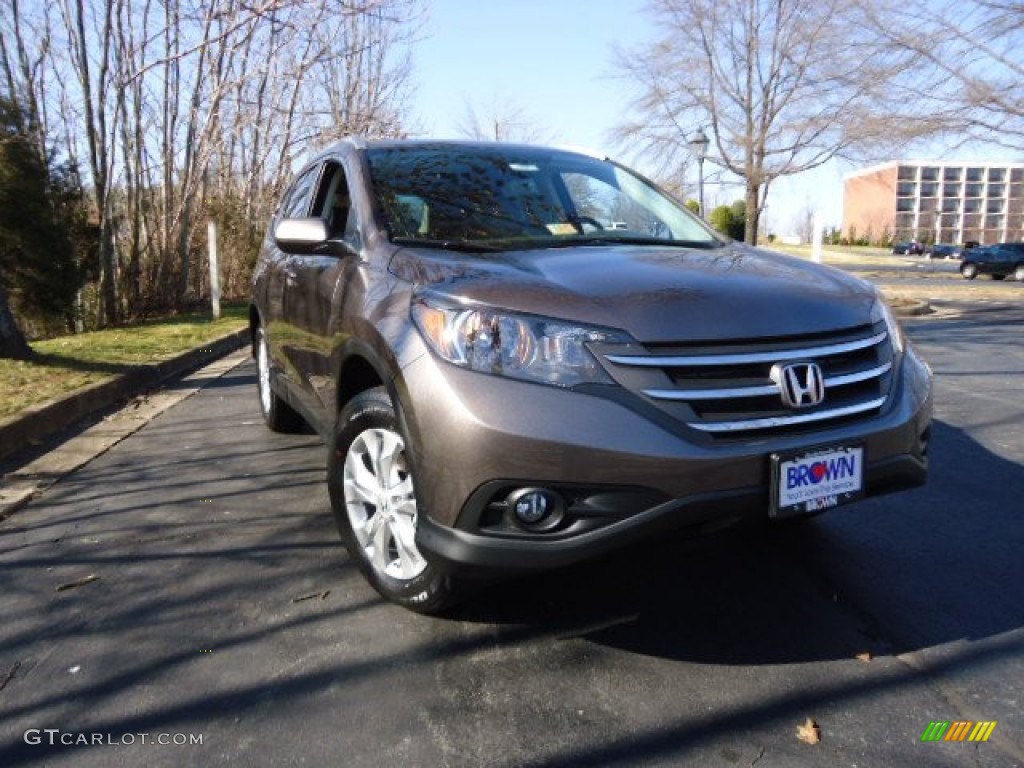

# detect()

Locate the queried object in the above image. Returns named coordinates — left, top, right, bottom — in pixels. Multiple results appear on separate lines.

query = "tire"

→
left=961, top=263, right=978, bottom=280
left=1015, top=265, right=1024, bottom=282
left=255, top=326, right=305, bottom=433
left=327, top=387, right=458, bottom=614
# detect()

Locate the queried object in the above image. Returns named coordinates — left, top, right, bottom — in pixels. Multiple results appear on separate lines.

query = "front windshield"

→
left=365, top=144, right=721, bottom=250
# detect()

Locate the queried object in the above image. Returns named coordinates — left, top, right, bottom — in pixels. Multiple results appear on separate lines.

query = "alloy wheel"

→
left=342, top=428, right=427, bottom=581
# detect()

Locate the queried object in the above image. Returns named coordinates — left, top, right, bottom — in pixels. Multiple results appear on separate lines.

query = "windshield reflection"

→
left=366, top=144, right=721, bottom=251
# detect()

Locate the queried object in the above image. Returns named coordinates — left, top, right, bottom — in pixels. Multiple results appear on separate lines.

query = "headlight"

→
left=411, top=296, right=628, bottom=387
left=871, top=295, right=905, bottom=355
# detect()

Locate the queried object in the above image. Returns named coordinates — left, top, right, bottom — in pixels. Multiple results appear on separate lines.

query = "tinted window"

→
left=311, top=162, right=356, bottom=240
left=365, top=145, right=718, bottom=247
left=281, top=166, right=320, bottom=219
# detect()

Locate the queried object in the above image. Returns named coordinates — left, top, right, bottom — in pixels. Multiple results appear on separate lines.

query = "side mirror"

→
left=274, top=217, right=329, bottom=253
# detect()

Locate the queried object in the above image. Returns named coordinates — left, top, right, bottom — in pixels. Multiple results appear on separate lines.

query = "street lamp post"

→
left=689, top=127, right=710, bottom=218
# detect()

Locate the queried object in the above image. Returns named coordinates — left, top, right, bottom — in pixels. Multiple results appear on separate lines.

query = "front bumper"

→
left=397, top=343, right=932, bottom=571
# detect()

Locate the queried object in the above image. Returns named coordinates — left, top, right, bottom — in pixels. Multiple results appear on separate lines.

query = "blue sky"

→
left=410, top=0, right=644, bottom=150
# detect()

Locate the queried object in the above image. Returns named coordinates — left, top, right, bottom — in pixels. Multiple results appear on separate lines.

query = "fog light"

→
left=506, top=487, right=563, bottom=530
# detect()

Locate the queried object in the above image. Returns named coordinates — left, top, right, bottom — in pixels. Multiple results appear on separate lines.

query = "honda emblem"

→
left=770, top=362, right=825, bottom=409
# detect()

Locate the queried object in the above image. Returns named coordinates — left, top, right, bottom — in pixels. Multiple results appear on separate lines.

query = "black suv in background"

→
left=960, top=243, right=1024, bottom=281
left=250, top=138, right=932, bottom=613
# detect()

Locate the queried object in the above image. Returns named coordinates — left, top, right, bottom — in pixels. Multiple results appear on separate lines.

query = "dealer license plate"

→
left=771, top=445, right=864, bottom=518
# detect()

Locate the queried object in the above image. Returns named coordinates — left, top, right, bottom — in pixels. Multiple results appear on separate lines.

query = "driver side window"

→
left=280, top=166, right=319, bottom=220
left=311, top=162, right=356, bottom=242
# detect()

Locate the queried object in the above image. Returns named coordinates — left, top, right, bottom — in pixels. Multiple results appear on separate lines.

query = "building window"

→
left=988, top=183, right=1005, bottom=199
left=897, top=181, right=917, bottom=196
left=987, top=200, right=1004, bottom=214
left=921, top=166, right=939, bottom=181
left=897, top=165, right=917, bottom=181
left=920, top=182, right=938, bottom=198
left=965, top=183, right=984, bottom=198
left=943, top=167, right=962, bottom=182
left=966, top=167, right=984, bottom=182
left=896, top=198, right=915, bottom=212
left=988, top=168, right=1005, bottom=183
left=1011, top=168, right=1023, bottom=183
left=943, top=183, right=961, bottom=198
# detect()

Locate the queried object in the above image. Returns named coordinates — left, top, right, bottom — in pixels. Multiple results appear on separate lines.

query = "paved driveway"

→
left=1, top=310, right=1022, bottom=767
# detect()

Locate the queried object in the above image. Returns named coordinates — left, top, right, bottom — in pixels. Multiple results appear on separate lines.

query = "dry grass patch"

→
left=0, top=305, right=247, bottom=420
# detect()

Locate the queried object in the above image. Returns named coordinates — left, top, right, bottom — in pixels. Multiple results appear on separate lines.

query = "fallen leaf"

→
left=796, top=717, right=821, bottom=745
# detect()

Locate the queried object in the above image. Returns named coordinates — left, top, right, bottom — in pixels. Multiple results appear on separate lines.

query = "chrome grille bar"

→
left=606, top=331, right=888, bottom=368
left=642, top=361, right=893, bottom=402
left=686, top=398, right=888, bottom=433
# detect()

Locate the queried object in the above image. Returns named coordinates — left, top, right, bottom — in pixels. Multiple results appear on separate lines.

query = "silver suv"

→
left=250, top=138, right=932, bottom=613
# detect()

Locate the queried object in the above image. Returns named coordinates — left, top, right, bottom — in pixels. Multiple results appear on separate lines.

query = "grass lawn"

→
left=768, top=243, right=905, bottom=266
left=0, top=304, right=248, bottom=421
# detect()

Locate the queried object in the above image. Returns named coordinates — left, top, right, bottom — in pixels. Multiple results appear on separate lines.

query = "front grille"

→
left=599, top=322, right=894, bottom=439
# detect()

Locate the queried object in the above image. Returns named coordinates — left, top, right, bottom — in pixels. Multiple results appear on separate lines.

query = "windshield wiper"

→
left=534, top=236, right=723, bottom=250
left=391, top=237, right=507, bottom=253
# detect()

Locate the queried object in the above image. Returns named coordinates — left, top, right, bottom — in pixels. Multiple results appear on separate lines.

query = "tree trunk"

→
left=745, top=182, right=760, bottom=245
left=0, top=282, right=32, bottom=360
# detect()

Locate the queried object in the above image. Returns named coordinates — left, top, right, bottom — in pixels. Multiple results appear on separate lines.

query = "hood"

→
left=388, top=243, right=877, bottom=343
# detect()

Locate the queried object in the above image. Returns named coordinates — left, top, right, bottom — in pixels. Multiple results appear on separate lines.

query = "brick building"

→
left=843, top=161, right=1024, bottom=245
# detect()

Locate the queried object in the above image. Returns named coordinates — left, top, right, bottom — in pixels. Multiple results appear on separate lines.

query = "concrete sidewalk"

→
left=0, top=329, right=251, bottom=519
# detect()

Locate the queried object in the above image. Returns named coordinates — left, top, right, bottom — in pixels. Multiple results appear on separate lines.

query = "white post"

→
left=811, top=211, right=824, bottom=263
left=207, top=219, right=221, bottom=320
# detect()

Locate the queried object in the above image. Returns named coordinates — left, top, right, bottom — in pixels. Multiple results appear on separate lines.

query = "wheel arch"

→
left=337, top=349, right=387, bottom=413
left=333, top=340, right=429, bottom=508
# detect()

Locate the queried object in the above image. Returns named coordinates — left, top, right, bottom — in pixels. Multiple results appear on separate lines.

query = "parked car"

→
left=925, top=243, right=963, bottom=260
left=250, top=138, right=933, bottom=613
left=959, top=243, right=1024, bottom=281
left=892, top=241, right=925, bottom=256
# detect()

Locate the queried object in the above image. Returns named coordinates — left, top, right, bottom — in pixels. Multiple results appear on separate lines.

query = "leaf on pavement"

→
left=796, top=717, right=821, bottom=745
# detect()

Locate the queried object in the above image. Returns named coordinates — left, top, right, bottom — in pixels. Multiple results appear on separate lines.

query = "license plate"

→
left=771, top=445, right=864, bottom=518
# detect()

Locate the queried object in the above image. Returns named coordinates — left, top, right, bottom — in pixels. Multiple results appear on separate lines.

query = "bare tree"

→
left=1, top=0, right=424, bottom=325
left=612, top=0, right=931, bottom=244
left=858, top=0, right=1024, bottom=151
left=455, top=98, right=552, bottom=143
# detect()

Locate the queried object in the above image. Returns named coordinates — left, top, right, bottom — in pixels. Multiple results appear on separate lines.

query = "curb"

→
left=0, top=327, right=251, bottom=464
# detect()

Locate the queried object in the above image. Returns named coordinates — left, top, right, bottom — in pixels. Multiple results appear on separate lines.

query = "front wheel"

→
left=961, top=263, right=978, bottom=280
left=327, top=387, right=458, bottom=614
left=1015, top=265, right=1024, bottom=282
